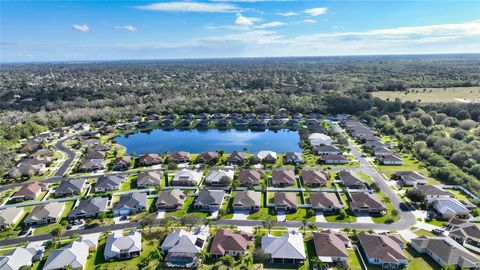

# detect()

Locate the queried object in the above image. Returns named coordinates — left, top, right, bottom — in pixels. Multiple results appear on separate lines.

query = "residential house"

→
left=197, top=119, right=211, bottom=128
left=24, top=202, right=65, bottom=227
left=0, top=207, right=24, bottom=228
left=411, top=236, right=480, bottom=269
left=171, top=169, right=203, bottom=186
left=161, top=119, right=175, bottom=127
left=432, top=198, right=470, bottom=219
left=310, top=192, right=343, bottom=213
left=372, top=146, right=393, bottom=157
left=271, top=169, right=296, bottom=187
left=379, top=154, right=403, bottom=165
left=394, top=171, right=426, bottom=186
left=210, top=229, right=253, bottom=258
left=253, top=151, right=277, bottom=164
left=232, top=190, right=261, bottom=212
left=301, top=169, right=328, bottom=187
left=194, top=190, right=225, bottom=212
left=312, top=145, right=341, bottom=156
left=169, top=151, right=190, bottom=163
left=67, top=197, right=108, bottom=220
left=155, top=189, right=186, bottom=211
left=197, top=152, right=219, bottom=164
left=225, top=151, right=247, bottom=165
left=238, top=169, right=263, bottom=186
left=137, top=171, right=162, bottom=188
left=415, top=185, right=454, bottom=203
left=78, top=158, right=105, bottom=172
left=54, top=179, right=86, bottom=197
left=19, top=140, right=41, bottom=154
left=9, top=163, right=46, bottom=178
left=358, top=232, right=408, bottom=269
left=319, top=154, right=348, bottom=164
left=312, top=230, right=349, bottom=264
left=86, top=150, right=106, bottom=160
left=0, top=246, right=43, bottom=270
left=112, top=192, right=147, bottom=216
left=138, top=154, right=163, bottom=166
left=104, top=230, right=142, bottom=260
left=338, top=170, right=366, bottom=189
left=261, top=231, right=306, bottom=264
left=11, top=182, right=48, bottom=202
left=286, top=119, right=300, bottom=126
left=274, top=192, right=297, bottom=212
left=284, top=152, right=303, bottom=165
left=161, top=226, right=209, bottom=268
left=350, top=193, right=387, bottom=215
left=79, top=138, right=99, bottom=148
left=204, top=169, right=234, bottom=186
left=447, top=219, right=480, bottom=253
left=308, top=133, right=333, bottom=146
left=113, top=156, right=132, bottom=171
left=43, top=240, right=92, bottom=270
left=95, top=175, right=125, bottom=192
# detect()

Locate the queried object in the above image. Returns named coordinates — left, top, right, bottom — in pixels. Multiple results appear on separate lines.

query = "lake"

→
left=114, top=129, right=301, bottom=155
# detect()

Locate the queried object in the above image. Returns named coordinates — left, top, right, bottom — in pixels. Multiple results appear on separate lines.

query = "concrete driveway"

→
left=232, top=210, right=249, bottom=220
left=277, top=211, right=286, bottom=221
left=355, top=213, right=374, bottom=223
left=157, top=210, right=165, bottom=219
left=315, top=211, right=326, bottom=222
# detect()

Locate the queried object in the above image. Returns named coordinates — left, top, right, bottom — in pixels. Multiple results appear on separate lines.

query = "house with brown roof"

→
left=238, top=170, right=262, bottom=186
left=19, top=140, right=41, bottom=154
left=113, top=156, right=132, bottom=171
left=301, top=170, right=328, bottom=187
left=312, top=230, right=349, bottom=264
left=226, top=151, right=247, bottom=165
left=137, top=171, right=162, bottom=188
left=209, top=229, right=253, bottom=258
left=447, top=219, right=480, bottom=253
left=86, top=150, right=106, bottom=160
left=169, top=151, right=190, bottom=163
left=272, top=169, right=296, bottom=187
left=155, top=189, right=186, bottom=211
left=274, top=192, right=297, bottom=212
left=232, top=190, right=261, bottom=212
left=310, top=192, right=343, bottom=213
left=138, top=154, right=163, bottom=166
left=358, top=232, right=407, bottom=269
left=350, top=193, right=387, bottom=215
left=338, top=170, right=367, bottom=189
left=196, top=152, right=219, bottom=164
left=11, top=182, right=48, bottom=202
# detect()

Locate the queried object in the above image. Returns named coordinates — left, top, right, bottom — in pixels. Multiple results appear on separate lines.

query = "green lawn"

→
left=165, top=196, right=195, bottom=218
left=445, top=188, right=474, bottom=203
left=120, top=174, right=137, bottom=191
left=285, top=208, right=315, bottom=222
left=372, top=192, right=400, bottom=224
left=371, top=87, right=480, bottom=104
left=414, top=229, right=435, bottom=237
left=248, top=208, right=274, bottom=220
left=425, top=218, right=449, bottom=227
left=339, top=248, right=363, bottom=270
left=33, top=200, right=75, bottom=235
left=324, top=212, right=357, bottom=223
left=377, top=153, right=441, bottom=185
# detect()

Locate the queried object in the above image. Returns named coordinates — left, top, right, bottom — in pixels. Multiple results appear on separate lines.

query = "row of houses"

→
left=413, top=185, right=475, bottom=219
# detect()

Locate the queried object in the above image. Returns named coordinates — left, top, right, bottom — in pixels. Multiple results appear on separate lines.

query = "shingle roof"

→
left=358, top=232, right=407, bottom=263
left=55, top=179, right=85, bottom=195
left=104, top=231, right=142, bottom=259
left=13, top=182, right=44, bottom=197
left=312, top=231, right=349, bottom=258
left=210, top=229, right=249, bottom=255
left=137, top=171, right=162, bottom=186
left=0, top=247, right=38, bottom=270
left=112, top=192, right=147, bottom=211
left=43, top=240, right=89, bottom=270
left=448, top=219, right=480, bottom=242
left=24, top=202, right=65, bottom=223
left=195, top=190, right=225, bottom=205
left=350, top=193, right=386, bottom=210
left=233, top=190, right=261, bottom=208
left=262, top=232, right=306, bottom=260
left=310, top=192, right=342, bottom=210
left=68, top=197, right=108, bottom=218
left=272, top=169, right=296, bottom=185
left=156, top=189, right=186, bottom=207
left=416, top=185, right=454, bottom=196
left=95, top=175, right=124, bottom=190
left=301, top=170, right=328, bottom=186
left=238, top=170, right=262, bottom=185
left=0, top=208, right=23, bottom=227
left=338, top=170, right=365, bottom=188
left=274, top=192, right=297, bottom=208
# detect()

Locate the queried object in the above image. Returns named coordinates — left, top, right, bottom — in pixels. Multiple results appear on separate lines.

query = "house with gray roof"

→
left=358, top=232, right=407, bottom=269
left=104, top=230, right=142, bottom=260
left=338, top=170, right=366, bottom=189
left=238, top=169, right=263, bottom=186
left=312, top=230, right=349, bottom=264
left=194, top=190, right=225, bottom=212
left=204, top=169, right=234, bottom=186
left=301, top=169, right=328, bottom=187
left=43, top=240, right=92, bottom=270
left=155, top=189, right=186, bottom=211
left=232, top=190, right=261, bottom=212
left=411, top=236, right=480, bottom=269
left=319, top=154, right=348, bottom=164
left=447, top=219, right=480, bottom=253
left=95, top=175, right=125, bottom=192
left=395, top=171, right=426, bottom=186
left=24, top=202, right=65, bottom=227
left=312, top=145, right=341, bottom=156
left=68, top=197, right=108, bottom=220
left=112, top=192, right=147, bottom=216
left=161, top=226, right=209, bottom=268
left=0, top=246, right=43, bottom=270
left=261, top=231, right=306, bottom=264
left=310, top=192, right=343, bottom=213
left=78, top=158, right=105, bottom=172
left=379, top=154, right=403, bottom=165
left=54, top=178, right=86, bottom=197
left=137, top=171, right=162, bottom=188
left=416, top=185, right=454, bottom=203
left=0, top=207, right=24, bottom=228
left=253, top=151, right=277, bottom=164
left=283, top=152, right=303, bottom=165
left=432, top=198, right=470, bottom=219
left=225, top=151, right=247, bottom=165
left=272, top=169, right=296, bottom=187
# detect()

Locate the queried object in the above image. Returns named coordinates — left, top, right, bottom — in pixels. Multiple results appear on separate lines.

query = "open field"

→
left=372, top=87, right=480, bottom=103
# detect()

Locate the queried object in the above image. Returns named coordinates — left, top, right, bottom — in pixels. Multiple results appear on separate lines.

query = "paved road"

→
left=54, top=136, right=77, bottom=177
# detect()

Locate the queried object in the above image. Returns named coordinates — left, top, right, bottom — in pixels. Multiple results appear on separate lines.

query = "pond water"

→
left=114, top=128, right=301, bottom=155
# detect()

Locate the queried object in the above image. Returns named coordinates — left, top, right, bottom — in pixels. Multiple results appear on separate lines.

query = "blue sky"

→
left=1, top=0, right=479, bottom=62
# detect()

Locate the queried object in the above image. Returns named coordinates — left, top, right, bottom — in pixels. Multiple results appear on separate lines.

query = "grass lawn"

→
left=404, top=245, right=440, bottom=270
left=414, top=229, right=435, bottom=237
left=286, top=208, right=315, bottom=222
left=358, top=172, right=374, bottom=184
left=165, top=196, right=195, bottom=218
left=371, top=87, right=480, bottom=103
left=444, top=188, right=474, bottom=203
left=248, top=208, right=274, bottom=220
left=377, top=153, right=441, bottom=185
left=120, top=174, right=137, bottom=191
left=324, top=212, right=356, bottom=223
left=33, top=200, right=76, bottom=235
left=425, top=218, right=449, bottom=227
left=338, top=248, right=363, bottom=270
left=372, top=191, right=400, bottom=224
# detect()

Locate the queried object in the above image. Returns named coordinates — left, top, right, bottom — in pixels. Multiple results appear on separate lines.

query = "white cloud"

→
left=254, top=21, right=286, bottom=29
left=305, top=7, right=328, bottom=16
left=235, top=13, right=261, bottom=26
left=134, top=2, right=239, bottom=12
left=302, top=19, right=317, bottom=23
left=277, top=11, right=298, bottom=17
left=115, top=25, right=138, bottom=32
left=72, top=23, right=90, bottom=32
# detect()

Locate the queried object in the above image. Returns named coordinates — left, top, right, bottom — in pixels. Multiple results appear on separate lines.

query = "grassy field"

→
left=377, top=153, right=441, bottom=185
left=371, top=87, right=480, bottom=103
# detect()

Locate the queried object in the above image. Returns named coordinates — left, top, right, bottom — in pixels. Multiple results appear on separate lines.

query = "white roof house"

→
left=43, top=240, right=91, bottom=270
left=433, top=198, right=470, bottom=219
left=254, top=151, right=277, bottom=161
left=261, top=231, right=306, bottom=263
left=204, top=169, right=234, bottom=185
left=0, top=207, right=24, bottom=228
left=0, top=247, right=42, bottom=270
left=104, top=230, right=142, bottom=260
left=172, top=169, right=203, bottom=185
left=161, top=226, right=209, bottom=252
left=308, top=133, right=333, bottom=146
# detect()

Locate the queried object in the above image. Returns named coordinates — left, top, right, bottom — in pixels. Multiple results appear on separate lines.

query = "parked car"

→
left=432, top=229, right=444, bottom=235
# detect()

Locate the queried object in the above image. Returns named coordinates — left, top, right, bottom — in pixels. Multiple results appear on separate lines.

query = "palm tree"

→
left=51, top=226, right=65, bottom=247
left=302, top=219, right=308, bottom=234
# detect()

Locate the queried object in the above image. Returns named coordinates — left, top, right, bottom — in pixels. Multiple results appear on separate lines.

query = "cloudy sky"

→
left=1, top=0, right=479, bottom=62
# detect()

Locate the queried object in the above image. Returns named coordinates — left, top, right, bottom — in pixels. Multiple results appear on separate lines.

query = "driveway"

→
left=355, top=213, right=374, bottom=223
left=209, top=210, right=219, bottom=219
left=232, top=210, right=249, bottom=220
left=315, top=211, right=326, bottom=222
left=113, top=216, right=130, bottom=224
left=277, top=211, right=286, bottom=222
left=157, top=210, right=166, bottom=219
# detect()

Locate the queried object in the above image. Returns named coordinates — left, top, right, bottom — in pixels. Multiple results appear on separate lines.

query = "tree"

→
left=141, top=213, right=158, bottom=232
left=405, top=188, right=426, bottom=202
left=221, top=255, right=235, bottom=267
left=181, top=213, right=203, bottom=230
left=338, top=209, right=347, bottom=220
left=262, top=216, right=275, bottom=233
left=302, top=219, right=308, bottom=234
left=51, top=226, right=65, bottom=247
left=219, top=176, right=232, bottom=186
left=252, top=248, right=270, bottom=263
